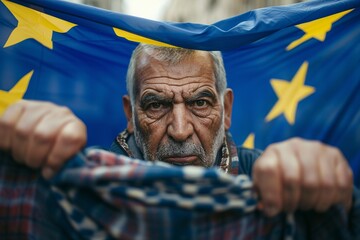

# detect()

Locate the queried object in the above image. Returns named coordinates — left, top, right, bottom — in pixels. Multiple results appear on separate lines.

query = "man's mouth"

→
left=163, top=155, right=198, bottom=166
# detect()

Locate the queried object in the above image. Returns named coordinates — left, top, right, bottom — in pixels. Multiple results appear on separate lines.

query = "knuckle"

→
left=267, top=141, right=289, bottom=151
left=327, top=146, right=342, bottom=158
left=338, top=179, right=350, bottom=191
left=32, top=100, right=56, bottom=109
left=60, top=130, right=81, bottom=144
left=254, top=161, right=277, bottom=175
left=289, top=138, right=323, bottom=149
left=321, top=179, right=334, bottom=192
left=303, top=179, right=318, bottom=191
left=324, top=154, right=336, bottom=166
left=312, top=140, right=323, bottom=150
left=288, top=137, right=303, bottom=146
left=14, top=125, right=31, bottom=139
left=264, top=141, right=285, bottom=154
left=283, top=175, right=300, bottom=187
left=262, top=194, right=280, bottom=207
left=266, top=142, right=277, bottom=150
left=0, top=118, right=14, bottom=130
left=58, top=106, right=72, bottom=115
left=337, top=164, right=353, bottom=187
left=10, top=100, right=27, bottom=110
left=281, top=137, right=309, bottom=150
left=32, top=128, right=52, bottom=144
left=60, top=124, right=86, bottom=146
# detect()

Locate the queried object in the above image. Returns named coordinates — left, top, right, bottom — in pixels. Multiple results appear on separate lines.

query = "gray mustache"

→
left=156, top=140, right=206, bottom=159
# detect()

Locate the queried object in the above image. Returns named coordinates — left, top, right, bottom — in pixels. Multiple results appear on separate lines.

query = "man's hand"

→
left=253, top=138, right=353, bottom=216
left=0, top=100, right=87, bottom=179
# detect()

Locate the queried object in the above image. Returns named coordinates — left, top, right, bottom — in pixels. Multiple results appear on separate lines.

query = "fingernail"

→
left=42, top=167, right=54, bottom=179
left=264, top=206, right=279, bottom=217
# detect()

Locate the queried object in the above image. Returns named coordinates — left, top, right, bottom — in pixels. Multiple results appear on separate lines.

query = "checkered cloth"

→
left=0, top=149, right=359, bottom=239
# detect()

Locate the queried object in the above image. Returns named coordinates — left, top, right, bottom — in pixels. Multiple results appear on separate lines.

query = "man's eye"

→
left=194, top=100, right=207, bottom=107
left=149, top=102, right=162, bottom=109
left=149, top=103, right=161, bottom=109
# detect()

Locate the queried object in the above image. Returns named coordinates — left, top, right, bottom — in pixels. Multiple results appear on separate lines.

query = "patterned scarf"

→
left=50, top=148, right=297, bottom=239
left=0, top=149, right=355, bottom=240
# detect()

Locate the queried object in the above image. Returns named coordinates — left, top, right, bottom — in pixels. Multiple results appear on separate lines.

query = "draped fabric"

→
left=1, top=150, right=359, bottom=239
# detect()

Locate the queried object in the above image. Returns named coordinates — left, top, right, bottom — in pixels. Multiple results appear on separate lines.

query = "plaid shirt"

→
left=0, top=149, right=359, bottom=240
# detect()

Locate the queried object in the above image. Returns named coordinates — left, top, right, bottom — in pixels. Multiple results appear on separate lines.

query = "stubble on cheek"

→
left=133, top=109, right=162, bottom=161
left=133, top=103, right=226, bottom=167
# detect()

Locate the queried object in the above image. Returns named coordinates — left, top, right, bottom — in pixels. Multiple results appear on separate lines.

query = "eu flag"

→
left=0, top=0, right=359, bottom=186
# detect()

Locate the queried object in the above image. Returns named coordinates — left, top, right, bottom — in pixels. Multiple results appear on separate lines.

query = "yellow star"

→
left=0, top=70, right=33, bottom=115
left=242, top=133, right=255, bottom=149
left=286, top=9, right=353, bottom=51
left=113, top=27, right=176, bottom=48
left=2, top=0, right=76, bottom=49
left=265, top=62, right=315, bottom=125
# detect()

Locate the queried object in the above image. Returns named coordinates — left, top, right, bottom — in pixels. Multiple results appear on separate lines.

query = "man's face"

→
left=123, top=51, right=233, bottom=167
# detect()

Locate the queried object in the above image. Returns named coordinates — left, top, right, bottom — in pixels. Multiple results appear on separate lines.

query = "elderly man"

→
left=0, top=44, right=355, bottom=217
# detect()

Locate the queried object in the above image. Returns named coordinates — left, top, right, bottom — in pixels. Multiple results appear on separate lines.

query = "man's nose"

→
left=167, top=103, right=194, bottom=142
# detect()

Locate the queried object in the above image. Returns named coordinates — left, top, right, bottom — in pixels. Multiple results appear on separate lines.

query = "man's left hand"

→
left=253, top=138, right=353, bottom=216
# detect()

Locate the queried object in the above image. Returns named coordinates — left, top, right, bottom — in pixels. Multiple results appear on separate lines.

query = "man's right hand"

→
left=0, top=100, right=87, bottom=179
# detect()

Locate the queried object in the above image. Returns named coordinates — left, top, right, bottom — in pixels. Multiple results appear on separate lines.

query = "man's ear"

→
left=122, top=95, right=134, bottom=133
left=223, top=89, right=233, bottom=130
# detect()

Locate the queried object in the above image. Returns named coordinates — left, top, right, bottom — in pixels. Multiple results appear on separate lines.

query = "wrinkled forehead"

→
left=136, top=49, right=214, bottom=72
left=133, top=50, right=217, bottom=97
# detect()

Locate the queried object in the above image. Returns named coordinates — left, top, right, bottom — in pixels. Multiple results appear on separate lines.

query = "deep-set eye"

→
left=149, top=102, right=162, bottom=109
left=194, top=100, right=208, bottom=107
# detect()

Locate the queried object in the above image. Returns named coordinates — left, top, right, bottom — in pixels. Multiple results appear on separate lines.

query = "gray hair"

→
left=126, top=44, right=227, bottom=104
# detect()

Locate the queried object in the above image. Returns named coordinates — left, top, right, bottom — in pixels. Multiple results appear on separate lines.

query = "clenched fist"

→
left=253, top=138, right=353, bottom=216
left=0, top=100, right=87, bottom=178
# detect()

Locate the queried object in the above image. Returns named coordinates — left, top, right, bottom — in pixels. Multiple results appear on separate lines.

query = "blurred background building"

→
left=68, top=0, right=123, bottom=12
left=67, top=0, right=307, bottom=23
left=163, top=0, right=306, bottom=23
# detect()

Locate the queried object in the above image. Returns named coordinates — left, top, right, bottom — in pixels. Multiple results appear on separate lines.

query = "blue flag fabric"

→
left=0, top=0, right=359, bottom=187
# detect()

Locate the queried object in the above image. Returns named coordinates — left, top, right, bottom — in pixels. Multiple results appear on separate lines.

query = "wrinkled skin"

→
left=122, top=51, right=233, bottom=167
